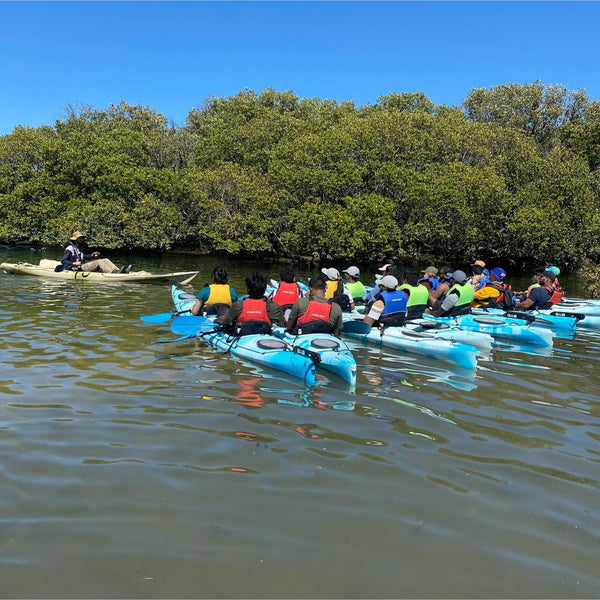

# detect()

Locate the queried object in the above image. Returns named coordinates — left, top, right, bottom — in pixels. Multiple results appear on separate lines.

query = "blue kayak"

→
left=424, top=314, right=554, bottom=347
left=471, top=308, right=579, bottom=332
left=171, top=286, right=318, bottom=386
left=272, top=327, right=357, bottom=386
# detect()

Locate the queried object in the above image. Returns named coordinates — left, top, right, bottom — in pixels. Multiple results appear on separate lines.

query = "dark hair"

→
left=279, top=266, right=295, bottom=284
left=308, top=275, right=326, bottom=291
left=471, top=265, right=483, bottom=275
left=439, top=266, right=454, bottom=278
left=388, top=266, right=402, bottom=279
left=245, top=271, right=268, bottom=299
left=403, top=268, right=419, bottom=286
left=212, top=266, right=228, bottom=284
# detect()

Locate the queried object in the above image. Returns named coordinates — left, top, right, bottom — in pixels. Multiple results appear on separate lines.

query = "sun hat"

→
left=447, top=270, right=467, bottom=283
left=473, top=259, right=486, bottom=268
left=70, top=231, right=86, bottom=241
left=490, top=267, right=506, bottom=281
left=342, top=266, right=360, bottom=278
left=379, top=275, right=399, bottom=289
left=421, top=266, right=438, bottom=276
left=321, top=267, right=340, bottom=280
left=378, top=263, right=392, bottom=272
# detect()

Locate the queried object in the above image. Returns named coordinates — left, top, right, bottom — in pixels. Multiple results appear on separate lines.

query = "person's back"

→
left=399, top=268, right=429, bottom=320
left=221, top=271, right=284, bottom=335
left=192, top=266, right=238, bottom=318
left=287, top=275, right=343, bottom=336
left=271, top=266, right=303, bottom=320
left=364, top=276, right=407, bottom=327
left=342, top=266, right=366, bottom=302
left=322, top=267, right=354, bottom=312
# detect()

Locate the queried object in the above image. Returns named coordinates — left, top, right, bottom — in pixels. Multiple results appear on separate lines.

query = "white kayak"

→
left=1, top=259, right=198, bottom=285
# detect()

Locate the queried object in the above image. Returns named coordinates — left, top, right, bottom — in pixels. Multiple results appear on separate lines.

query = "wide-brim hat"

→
left=70, top=231, right=86, bottom=241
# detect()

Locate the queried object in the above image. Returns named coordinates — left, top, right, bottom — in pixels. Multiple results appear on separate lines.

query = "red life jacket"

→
left=546, top=286, right=564, bottom=305
left=237, top=298, right=269, bottom=323
left=297, top=299, right=331, bottom=325
left=272, top=281, right=300, bottom=308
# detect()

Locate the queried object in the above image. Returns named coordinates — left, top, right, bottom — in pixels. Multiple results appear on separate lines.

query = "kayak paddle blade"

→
left=171, top=315, right=216, bottom=336
left=343, top=320, right=372, bottom=334
left=140, top=309, right=191, bottom=323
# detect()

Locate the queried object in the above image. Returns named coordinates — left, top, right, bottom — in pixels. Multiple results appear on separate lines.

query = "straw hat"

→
left=70, top=231, right=86, bottom=241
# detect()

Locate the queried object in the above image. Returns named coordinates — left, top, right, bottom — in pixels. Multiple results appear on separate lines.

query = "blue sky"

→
left=1, top=1, right=599, bottom=135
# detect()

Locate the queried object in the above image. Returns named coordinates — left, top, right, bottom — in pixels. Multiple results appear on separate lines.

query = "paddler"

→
left=342, top=266, right=366, bottom=304
left=219, top=271, right=285, bottom=335
left=61, top=231, right=129, bottom=274
left=191, top=266, right=238, bottom=319
left=426, top=270, right=474, bottom=317
left=269, top=266, right=305, bottom=320
left=363, top=275, right=407, bottom=327
left=287, top=275, right=344, bottom=337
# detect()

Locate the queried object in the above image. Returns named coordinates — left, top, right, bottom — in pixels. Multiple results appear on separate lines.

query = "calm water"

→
left=1, top=248, right=599, bottom=598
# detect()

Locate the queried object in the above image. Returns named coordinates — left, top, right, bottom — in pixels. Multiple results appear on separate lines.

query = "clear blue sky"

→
left=1, top=1, right=599, bottom=135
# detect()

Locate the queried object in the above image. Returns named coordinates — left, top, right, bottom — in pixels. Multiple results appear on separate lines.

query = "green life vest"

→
left=446, top=282, right=474, bottom=316
left=399, top=283, right=429, bottom=319
left=346, top=280, right=366, bottom=300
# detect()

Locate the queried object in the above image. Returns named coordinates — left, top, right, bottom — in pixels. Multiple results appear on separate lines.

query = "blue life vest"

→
left=380, top=289, right=408, bottom=326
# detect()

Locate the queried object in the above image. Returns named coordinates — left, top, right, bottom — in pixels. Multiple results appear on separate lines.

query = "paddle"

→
left=342, top=320, right=372, bottom=334
left=140, top=309, right=191, bottom=323
left=171, top=315, right=217, bottom=336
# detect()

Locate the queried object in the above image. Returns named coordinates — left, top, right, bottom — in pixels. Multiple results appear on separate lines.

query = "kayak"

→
left=1, top=259, right=199, bottom=285
left=471, top=308, right=579, bottom=332
left=171, top=286, right=318, bottom=386
left=423, top=314, right=554, bottom=347
left=272, top=327, right=357, bottom=386
left=342, top=321, right=478, bottom=370
left=404, top=319, right=493, bottom=354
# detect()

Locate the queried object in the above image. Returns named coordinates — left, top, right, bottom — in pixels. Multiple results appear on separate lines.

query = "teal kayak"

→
left=272, top=327, right=357, bottom=386
left=171, top=286, right=318, bottom=386
left=471, top=308, right=579, bottom=332
left=423, top=314, right=554, bottom=347
left=342, top=321, right=478, bottom=370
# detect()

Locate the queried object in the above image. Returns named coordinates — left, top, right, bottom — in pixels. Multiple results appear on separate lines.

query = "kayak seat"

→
left=310, top=338, right=340, bottom=350
left=472, top=316, right=506, bottom=325
left=256, top=339, right=287, bottom=350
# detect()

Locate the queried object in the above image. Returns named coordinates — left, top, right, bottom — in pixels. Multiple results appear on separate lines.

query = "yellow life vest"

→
left=206, top=284, right=233, bottom=306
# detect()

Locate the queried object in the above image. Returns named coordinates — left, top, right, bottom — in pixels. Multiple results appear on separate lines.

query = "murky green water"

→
left=1, top=248, right=599, bottom=598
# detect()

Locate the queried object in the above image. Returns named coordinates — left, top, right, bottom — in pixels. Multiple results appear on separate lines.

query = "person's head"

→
left=421, top=266, right=438, bottom=278
left=342, top=266, right=360, bottom=281
left=321, top=267, right=340, bottom=281
left=471, top=264, right=483, bottom=276
left=540, top=270, right=556, bottom=285
left=212, top=266, right=228, bottom=284
left=379, top=275, right=399, bottom=291
left=245, top=271, right=268, bottom=299
left=532, top=267, right=545, bottom=282
left=308, top=275, right=327, bottom=295
left=403, top=268, right=419, bottom=286
left=473, top=259, right=486, bottom=268
left=490, top=267, right=506, bottom=282
left=418, top=277, right=433, bottom=290
left=388, top=266, right=402, bottom=280
left=438, top=266, right=454, bottom=280
left=448, top=270, right=467, bottom=284
left=70, top=231, right=86, bottom=244
left=279, top=266, right=295, bottom=284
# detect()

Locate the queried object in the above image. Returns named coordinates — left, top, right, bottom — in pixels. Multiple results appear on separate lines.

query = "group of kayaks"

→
left=134, top=282, right=600, bottom=389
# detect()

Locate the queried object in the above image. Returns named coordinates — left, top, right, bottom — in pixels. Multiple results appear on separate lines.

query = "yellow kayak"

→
left=1, top=259, right=198, bottom=285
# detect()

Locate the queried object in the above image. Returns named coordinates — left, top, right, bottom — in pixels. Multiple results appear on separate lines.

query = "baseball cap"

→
left=378, top=263, right=392, bottom=272
left=548, top=266, right=561, bottom=276
left=379, top=275, right=399, bottom=289
left=342, top=266, right=360, bottom=277
left=447, top=270, right=467, bottom=283
left=473, top=259, right=486, bottom=268
left=321, top=267, right=340, bottom=280
left=421, top=266, right=438, bottom=276
left=490, top=267, right=506, bottom=281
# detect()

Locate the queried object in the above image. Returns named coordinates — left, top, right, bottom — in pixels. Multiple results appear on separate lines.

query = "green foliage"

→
left=1, top=85, right=600, bottom=268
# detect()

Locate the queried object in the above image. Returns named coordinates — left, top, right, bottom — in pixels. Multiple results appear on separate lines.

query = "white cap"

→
left=321, top=267, right=340, bottom=280
left=378, top=263, right=392, bottom=272
left=343, top=266, right=360, bottom=277
left=379, top=275, right=399, bottom=289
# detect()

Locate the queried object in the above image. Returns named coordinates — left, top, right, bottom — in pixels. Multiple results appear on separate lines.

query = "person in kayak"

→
left=61, top=231, right=130, bottom=273
left=287, top=275, right=344, bottom=337
left=399, top=269, right=429, bottom=320
left=427, top=265, right=454, bottom=308
left=342, top=266, right=366, bottom=303
left=191, top=266, right=238, bottom=318
left=420, top=266, right=440, bottom=291
left=426, top=270, right=474, bottom=317
left=321, top=267, right=355, bottom=312
left=364, top=275, right=408, bottom=327
left=219, top=271, right=285, bottom=335
left=516, top=270, right=563, bottom=310
left=269, top=266, right=304, bottom=320
left=472, top=267, right=515, bottom=309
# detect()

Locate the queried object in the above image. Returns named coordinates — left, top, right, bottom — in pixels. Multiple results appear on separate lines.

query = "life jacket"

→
left=477, top=282, right=515, bottom=310
left=325, top=279, right=350, bottom=311
left=234, top=298, right=272, bottom=336
left=272, top=281, right=301, bottom=310
left=295, top=299, right=333, bottom=334
left=399, top=284, right=428, bottom=320
left=443, top=282, right=474, bottom=317
left=533, top=285, right=564, bottom=310
left=206, top=284, right=233, bottom=306
left=379, top=289, right=408, bottom=327
left=346, top=280, right=366, bottom=300
left=63, top=242, right=85, bottom=268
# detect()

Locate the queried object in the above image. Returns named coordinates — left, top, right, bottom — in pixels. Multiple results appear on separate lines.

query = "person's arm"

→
left=267, top=301, right=286, bottom=327
left=515, top=297, right=534, bottom=310
left=431, top=291, right=458, bottom=316
left=61, top=247, right=77, bottom=268
left=286, top=300, right=302, bottom=332
left=428, top=283, right=447, bottom=306
left=191, top=287, right=210, bottom=315
left=364, top=299, right=384, bottom=325
left=330, top=305, right=344, bottom=337
left=218, top=300, right=242, bottom=324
